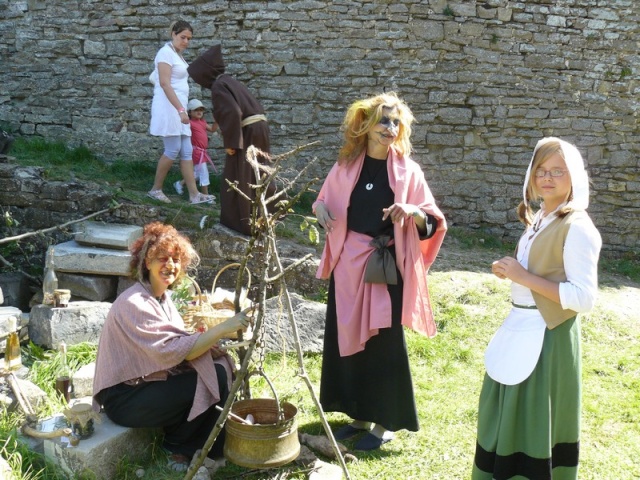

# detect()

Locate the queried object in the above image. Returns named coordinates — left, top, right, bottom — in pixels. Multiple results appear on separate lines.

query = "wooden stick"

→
left=214, top=405, right=253, bottom=425
left=22, top=424, right=73, bottom=439
left=7, top=373, right=34, bottom=416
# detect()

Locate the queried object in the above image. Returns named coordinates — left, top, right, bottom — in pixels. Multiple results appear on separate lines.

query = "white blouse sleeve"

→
left=559, top=217, right=602, bottom=312
left=155, top=45, right=175, bottom=67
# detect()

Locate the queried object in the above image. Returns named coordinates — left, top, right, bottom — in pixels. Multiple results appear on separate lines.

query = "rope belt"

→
left=511, top=302, right=538, bottom=309
left=241, top=114, right=267, bottom=127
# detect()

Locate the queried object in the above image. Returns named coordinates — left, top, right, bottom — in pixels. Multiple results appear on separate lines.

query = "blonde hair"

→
left=338, top=91, right=414, bottom=164
left=517, top=140, right=573, bottom=226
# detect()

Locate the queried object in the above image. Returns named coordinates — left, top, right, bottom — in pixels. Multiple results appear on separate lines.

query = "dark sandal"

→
left=354, top=432, right=392, bottom=451
left=334, top=424, right=367, bottom=441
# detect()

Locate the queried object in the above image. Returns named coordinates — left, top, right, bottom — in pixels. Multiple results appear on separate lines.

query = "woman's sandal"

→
left=166, top=453, right=190, bottom=472
left=190, top=193, right=214, bottom=205
left=147, top=189, right=171, bottom=204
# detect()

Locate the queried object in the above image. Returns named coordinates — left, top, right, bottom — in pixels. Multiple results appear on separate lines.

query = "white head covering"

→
left=522, top=137, right=590, bottom=211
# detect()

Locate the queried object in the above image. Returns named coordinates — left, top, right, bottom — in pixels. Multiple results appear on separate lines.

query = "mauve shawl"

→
left=314, top=149, right=447, bottom=356
left=92, top=282, right=233, bottom=421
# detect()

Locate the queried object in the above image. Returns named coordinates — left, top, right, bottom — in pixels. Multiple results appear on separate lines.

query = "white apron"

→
left=484, top=306, right=546, bottom=385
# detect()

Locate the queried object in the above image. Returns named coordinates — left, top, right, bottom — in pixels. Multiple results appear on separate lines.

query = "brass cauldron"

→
left=224, top=398, right=300, bottom=469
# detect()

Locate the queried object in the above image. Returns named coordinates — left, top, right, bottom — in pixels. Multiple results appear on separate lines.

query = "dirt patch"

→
left=433, top=239, right=640, bottom=327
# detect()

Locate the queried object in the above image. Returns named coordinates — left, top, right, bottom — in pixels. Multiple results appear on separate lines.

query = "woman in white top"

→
left=473, top=137, right=602, bottom=480
left=147, top=20, right=212, bottom=205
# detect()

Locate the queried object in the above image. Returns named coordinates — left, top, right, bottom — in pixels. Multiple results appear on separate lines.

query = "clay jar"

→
left=54, top=289, right=71, bottom=308
left=63, top=402, right=101, bottom=439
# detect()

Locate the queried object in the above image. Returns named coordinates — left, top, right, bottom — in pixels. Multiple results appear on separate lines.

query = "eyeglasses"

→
left=535, top=168, right=567, bottom=178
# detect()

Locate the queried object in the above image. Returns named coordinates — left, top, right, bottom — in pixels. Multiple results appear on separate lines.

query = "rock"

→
left=262, top=293, right=326, bottom=354
left=308, top=459, right=344, bottom=480
left=299, top=432, right=348, bottom=459
left=189, top=450, right=224, bottom=479
left=295, top=444, right=318, bottom=467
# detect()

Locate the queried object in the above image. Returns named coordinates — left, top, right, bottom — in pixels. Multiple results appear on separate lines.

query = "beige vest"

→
left=525, top=211, right=588, bottom=329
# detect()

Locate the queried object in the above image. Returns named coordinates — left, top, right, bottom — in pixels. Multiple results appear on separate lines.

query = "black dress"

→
left=319, top=155, right=435, bottom=432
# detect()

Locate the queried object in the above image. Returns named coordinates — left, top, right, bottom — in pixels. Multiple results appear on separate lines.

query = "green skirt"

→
left=472, top=316, right=581, bottom=480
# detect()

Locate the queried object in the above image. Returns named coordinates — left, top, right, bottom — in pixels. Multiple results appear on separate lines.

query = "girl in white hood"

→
left=473, top=138, right=602, bottom=480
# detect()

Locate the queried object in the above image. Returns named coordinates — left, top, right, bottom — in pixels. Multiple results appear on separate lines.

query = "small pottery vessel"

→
left=63, top=402, right=101, bottom=439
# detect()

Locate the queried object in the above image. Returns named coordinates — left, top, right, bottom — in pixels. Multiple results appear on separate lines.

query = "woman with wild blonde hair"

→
left=473, top=138, right=602, bottom=479
left=338, top=92, right=415, bottom=162
left=313, top=92, right=447, bottom=451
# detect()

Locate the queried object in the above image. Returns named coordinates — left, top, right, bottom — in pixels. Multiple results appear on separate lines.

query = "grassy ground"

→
left=2, top=138, right=639, bottom=479
left=2, top=241, right=638, bottom=480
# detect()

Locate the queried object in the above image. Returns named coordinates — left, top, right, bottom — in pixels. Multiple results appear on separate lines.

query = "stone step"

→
left=57, top=272, right=118, bottom=302
left=41, top=397, right=158, bottom=480
left=75, top=221, right=143, bottom=250
left=29, top=302, right=110, bottom=349
left=0, top=306, right=25, bottom=350
left=72, top=362, right=95, bottom=399
left=52, top=240, right=132, bottom=276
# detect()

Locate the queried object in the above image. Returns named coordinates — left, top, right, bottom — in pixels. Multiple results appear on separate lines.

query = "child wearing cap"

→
left=174, top=99, right=219, bottom=197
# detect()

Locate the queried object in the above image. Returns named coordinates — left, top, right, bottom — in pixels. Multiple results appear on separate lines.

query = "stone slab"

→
left=117, top=276, right=137, bottom=296
left=0, top=306, right=22, bottom=323
left=43, top=402, right=157, bottom=480
left=73, top=362, right=96, bottom=399
left=52, top=240, right=132, bottom=276
left=0, top=272, right=32, bottom=310
left=0, top=306, right=24, bottom=350
left=75, top=221, right=143, bottom=250
left=58, top=272, right=118, bottom=302
left=29, top=302, right=111, bottom=349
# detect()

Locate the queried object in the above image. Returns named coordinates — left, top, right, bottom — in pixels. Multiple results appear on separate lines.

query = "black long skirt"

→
left=319, top=272, right=419, bottom=432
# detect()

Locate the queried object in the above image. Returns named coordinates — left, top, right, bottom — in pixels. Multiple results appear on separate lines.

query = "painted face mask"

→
left=378, top=115, right=400, bottom=136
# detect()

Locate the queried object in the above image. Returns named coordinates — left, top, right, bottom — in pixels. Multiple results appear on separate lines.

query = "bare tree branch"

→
left=0, top=204, right=123, bottom=246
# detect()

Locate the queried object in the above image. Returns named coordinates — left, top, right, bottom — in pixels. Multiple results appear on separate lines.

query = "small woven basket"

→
left=181, top=276, right=215, bottom=333
left=184, top=264, right=253, bottom=339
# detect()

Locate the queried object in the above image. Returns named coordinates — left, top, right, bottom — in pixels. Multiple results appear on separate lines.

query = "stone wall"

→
left=0, top=0, right=638, bottom=254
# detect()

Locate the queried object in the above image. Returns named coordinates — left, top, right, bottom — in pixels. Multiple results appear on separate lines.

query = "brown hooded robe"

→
left=188, top=45, right=272, bottom=235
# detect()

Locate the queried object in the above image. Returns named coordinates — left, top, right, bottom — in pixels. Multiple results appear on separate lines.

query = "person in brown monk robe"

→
left=188, top=45, right=273, bottom=236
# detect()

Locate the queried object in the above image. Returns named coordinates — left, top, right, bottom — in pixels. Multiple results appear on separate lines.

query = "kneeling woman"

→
left=93, top=222, right=248, bottom=469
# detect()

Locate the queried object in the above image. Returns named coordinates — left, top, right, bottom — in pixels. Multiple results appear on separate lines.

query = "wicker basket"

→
left=181, top=276, right=215, bottom=333
left=184, top=264, right=253, bottom=339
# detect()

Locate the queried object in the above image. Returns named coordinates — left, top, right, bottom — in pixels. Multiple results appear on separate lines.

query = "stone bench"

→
left=29, top=303, right=111, bottom=350
left=41, top=398, right=158, bottom=480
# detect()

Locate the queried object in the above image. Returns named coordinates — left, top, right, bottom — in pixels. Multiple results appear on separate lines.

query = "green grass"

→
left=3, top=265, right=638, bottom=479
left=7, top=136, right=320, bottom=244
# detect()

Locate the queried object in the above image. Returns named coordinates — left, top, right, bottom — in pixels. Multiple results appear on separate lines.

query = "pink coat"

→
left=314, top=149, right=447, bottom=356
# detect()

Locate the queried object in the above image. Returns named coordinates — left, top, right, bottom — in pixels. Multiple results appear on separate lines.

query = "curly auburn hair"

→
left=129, top=222, right=199, bottom=283
left=338, top=91, right=415, bottom=164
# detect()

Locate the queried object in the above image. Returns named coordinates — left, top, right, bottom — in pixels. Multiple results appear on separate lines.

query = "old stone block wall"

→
left=0, top=0, right=638, bottom=254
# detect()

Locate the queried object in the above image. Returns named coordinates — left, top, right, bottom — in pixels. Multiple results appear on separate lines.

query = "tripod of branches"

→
left=183, top=143, right=352, bottom=480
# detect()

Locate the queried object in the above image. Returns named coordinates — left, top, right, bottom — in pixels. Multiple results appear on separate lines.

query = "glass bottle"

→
left=4, top=316, right=22, bottom=371
left=55, top=342, right=73, bottom=403
left=42, top=247, right=58, bottom=306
